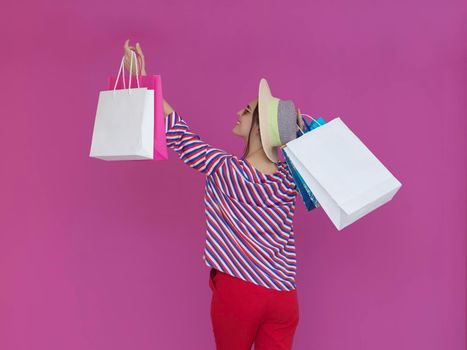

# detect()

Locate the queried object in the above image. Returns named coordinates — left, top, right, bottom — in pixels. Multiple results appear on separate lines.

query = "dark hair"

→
left=240, top=103, right=261, bottom=160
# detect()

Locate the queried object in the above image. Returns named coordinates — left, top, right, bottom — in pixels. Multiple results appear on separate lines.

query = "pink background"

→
left=1, top=0, right=466, bottom=349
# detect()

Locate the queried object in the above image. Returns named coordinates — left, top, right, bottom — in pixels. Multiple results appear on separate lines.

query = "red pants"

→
left=209, top=268, right=299, bottom=350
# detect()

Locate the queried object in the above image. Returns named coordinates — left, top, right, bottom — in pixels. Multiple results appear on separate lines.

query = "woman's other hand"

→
left=297, top=108, right=305, bottom=131
left=123, top=39, right=147, bottom=76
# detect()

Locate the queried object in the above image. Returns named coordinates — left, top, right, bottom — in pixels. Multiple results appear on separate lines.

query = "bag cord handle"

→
left=112, top=50, right=141, bottom=96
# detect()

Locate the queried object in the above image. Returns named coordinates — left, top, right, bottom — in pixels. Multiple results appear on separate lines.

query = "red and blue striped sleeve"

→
left=165, top=110, right=232, bottom=176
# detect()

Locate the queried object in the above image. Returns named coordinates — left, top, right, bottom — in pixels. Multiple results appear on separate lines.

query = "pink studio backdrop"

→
left=0, top=0, right=465, bottom=349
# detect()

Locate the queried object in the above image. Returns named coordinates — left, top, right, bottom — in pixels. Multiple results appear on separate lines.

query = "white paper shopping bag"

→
left=89, top=51, right=154, bottom=161
left=285, top=117, right=402, bottom=231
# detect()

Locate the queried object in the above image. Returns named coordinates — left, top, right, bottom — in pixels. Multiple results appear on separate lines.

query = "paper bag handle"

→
left=112, top=50, right=141, bottom=96
left=296, top=113, right=324, bottom=136
left=280, top=113, right=325, bottom=149
left=300, top=113, right=324, bottom=126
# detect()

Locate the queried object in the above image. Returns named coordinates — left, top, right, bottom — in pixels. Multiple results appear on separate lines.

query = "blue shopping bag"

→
left=282, top=115, right=327, bottom=211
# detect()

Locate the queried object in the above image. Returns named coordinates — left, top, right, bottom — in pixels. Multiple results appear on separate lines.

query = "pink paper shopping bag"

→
left=108, top=74, right=168, bottom=160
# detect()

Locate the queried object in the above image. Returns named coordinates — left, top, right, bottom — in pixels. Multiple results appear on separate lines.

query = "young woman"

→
left=124, top=39, right=305, bottom=350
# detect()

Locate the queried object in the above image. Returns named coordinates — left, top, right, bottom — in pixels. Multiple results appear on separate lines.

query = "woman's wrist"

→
left=164, top=99, right=174, bottom=116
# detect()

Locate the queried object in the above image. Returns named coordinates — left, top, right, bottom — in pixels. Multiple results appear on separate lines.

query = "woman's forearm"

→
left=163, top=98, right=174, bottom=116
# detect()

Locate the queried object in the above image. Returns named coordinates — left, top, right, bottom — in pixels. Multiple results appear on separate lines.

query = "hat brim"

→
left=258, top=78, right=279, bottom=163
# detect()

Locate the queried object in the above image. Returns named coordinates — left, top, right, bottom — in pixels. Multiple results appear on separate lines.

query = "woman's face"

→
left=232, top=98, right=258, bottom=139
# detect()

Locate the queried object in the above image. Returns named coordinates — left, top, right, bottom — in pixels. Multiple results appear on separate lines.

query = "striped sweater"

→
left=165, top=110, right=299, bottom=291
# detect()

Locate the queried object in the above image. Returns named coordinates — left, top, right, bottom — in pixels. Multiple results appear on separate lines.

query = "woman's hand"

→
left=297, top=108, right=305, bottom=131
left=122, top=39, right=174, bottom=115
left=123, top=39, right=147, bottom=76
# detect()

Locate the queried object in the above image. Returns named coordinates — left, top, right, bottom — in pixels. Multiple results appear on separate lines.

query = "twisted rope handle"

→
left=112, top=50, right=141, bottom=97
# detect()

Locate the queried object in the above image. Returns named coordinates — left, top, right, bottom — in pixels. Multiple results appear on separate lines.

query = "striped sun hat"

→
left=258, top=78, right=300, bottom=163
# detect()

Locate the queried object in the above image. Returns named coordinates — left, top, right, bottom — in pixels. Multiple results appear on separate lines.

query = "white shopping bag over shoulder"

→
left=285, top=117, right=402, bottom=230
left=89, top=51, right=154, bottom=160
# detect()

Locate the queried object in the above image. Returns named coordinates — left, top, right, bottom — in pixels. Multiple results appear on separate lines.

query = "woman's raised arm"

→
left=123, top=39, right=231, bottom=175
left=164, top=110, right=232, bottom=176
left=124, top=40, right=175, bottom=116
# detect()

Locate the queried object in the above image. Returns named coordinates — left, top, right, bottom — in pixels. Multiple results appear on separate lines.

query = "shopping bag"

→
left=285, top=117, right=402, bottom=231
left=282, top=114, right=327, bottom=211
left=283, top=147, right=320, bottom=211
left=306, top=116, right=326, bottom=132
left=108, top=73, right=168, bottom=160
left=90, top=51, right=154, bottom=160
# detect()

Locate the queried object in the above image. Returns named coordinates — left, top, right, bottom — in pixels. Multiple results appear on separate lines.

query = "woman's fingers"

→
left=124, top=39, right=136, bottom=60
left=296, top=108, right=304, bottom=129
left=123, top=39, right=146, bottom=75
left=135, top=42, right=144, bottom=57
left=124, top=39, right=132, bottom=53
left=135, top=43, right=146, bottom=74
